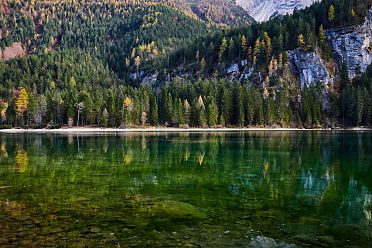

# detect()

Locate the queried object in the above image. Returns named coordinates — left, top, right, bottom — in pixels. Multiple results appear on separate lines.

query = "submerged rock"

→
left=326, top=8, right=372, bottom=79
left=249, top=236, right=296, bottom=248
left=149, top=200, right=206, bottom=220
left=288, top=49, right=331, bottom=88
left=90, top=227, right=101, bottom=233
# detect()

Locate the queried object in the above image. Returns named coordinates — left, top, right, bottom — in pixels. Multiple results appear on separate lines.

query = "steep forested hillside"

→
left=0, top=0, right=213, bottom=79
left=0, top=0, right=371, bottom=129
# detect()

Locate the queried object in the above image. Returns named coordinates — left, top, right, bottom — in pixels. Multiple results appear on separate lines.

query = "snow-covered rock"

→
left=288, top=49, right=331, bottom=88
left=326, top=8, right=372, bottom=79
left=236, top=0, right=318, bottom=22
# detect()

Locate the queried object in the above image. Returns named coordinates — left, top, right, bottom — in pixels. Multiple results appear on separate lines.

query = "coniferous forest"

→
left=0, top=0, right=371, bottom=128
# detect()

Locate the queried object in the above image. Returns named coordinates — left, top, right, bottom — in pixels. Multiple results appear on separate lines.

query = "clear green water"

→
left=0, top=132, right=371, bottom=247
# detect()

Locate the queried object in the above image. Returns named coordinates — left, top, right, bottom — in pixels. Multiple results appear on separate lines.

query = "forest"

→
left=0, top=0, right=371, bottom=128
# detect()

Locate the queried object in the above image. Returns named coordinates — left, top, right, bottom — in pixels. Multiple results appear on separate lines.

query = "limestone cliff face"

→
left=288, top=9, right=371, bottom=87
left=288, top=49, right=331, bottom=88
left=326, top=9, right=372, bottom=79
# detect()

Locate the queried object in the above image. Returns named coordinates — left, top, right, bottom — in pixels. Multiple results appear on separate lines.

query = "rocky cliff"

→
left=288, top=8, right=371, bottom=87
left=326, top=9, right=372, bottom=79
left=288, top=49, right=332, bottom=88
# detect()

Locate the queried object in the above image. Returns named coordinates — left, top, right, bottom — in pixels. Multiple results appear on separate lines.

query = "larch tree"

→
left=195, top=96, right=206, bottom=127
left=100, top=108, right=109, bottom=128
left=241, top=35, right=247, bottom=56
left=134, top=56, right=141, bottom=76
left=318, top=25, right=326, bottom=48
left=16, top=88, right=29, bottom=126
left=298, top=34, right=305, bottom=49
left=218, top=37, right=228, bottom=62
left=263, top=32, right=272, bottom=57
left=328, top=5, right=335, bottom=22
left=123, top=96, right=134, bottom=126
left=253, top=39, right=261, bottom=64
left=183, top=99, right=191, bottom=126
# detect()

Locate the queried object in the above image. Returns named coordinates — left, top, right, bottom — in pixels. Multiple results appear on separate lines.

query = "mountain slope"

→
left=0, top=0, right=371, bottom=129
left=186, top=0, right=255, bottom=26
left=150, top=0, right=369, bottom=80
left=236, top=0, right=319, bottom=22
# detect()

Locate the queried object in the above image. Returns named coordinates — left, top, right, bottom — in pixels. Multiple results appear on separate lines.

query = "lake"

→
left=0, top=131, right=371, bottom=247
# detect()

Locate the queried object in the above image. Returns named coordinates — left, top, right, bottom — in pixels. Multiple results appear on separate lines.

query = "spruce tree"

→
left=207, top=99, right=218, bottom=127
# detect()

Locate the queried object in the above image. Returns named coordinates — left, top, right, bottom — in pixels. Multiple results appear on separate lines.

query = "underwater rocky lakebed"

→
left=0, top=131, right=371, bottom=247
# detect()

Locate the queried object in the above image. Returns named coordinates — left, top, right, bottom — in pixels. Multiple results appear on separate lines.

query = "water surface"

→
left=0, top=132, right=371, bottom=247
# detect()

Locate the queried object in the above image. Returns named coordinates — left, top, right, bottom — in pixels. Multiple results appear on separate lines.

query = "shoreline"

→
left=0, top=127, right=371, bottom=134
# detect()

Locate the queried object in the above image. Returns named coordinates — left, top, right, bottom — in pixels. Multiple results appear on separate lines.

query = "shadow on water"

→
left=0, top=131, right=371, bottom=247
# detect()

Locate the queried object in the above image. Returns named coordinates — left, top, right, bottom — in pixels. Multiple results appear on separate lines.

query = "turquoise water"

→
left=0, top=132, right=371, bottom=247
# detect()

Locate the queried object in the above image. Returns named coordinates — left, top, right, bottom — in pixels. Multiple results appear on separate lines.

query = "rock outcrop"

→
left=326, top=9, right=372, bottom=79
left=288, top=49, right=332, bottom=88
left=0, top=42, right=26, bottom=60
left=236, top=0, right=318, bottom=22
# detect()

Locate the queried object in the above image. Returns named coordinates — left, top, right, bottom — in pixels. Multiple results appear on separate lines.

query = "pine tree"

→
left=149, top=95, right=158, bottom=126
left=356, top=86, right=363, bottom=125
left=232, top=85, right=244, bottom=126
left=340, top=63, right=349, bottom=90
left=244, top=89, right=254, bottom=126
left=165, top=93, right=173, bottom=126
left=363, top=88, right=371, bottom=125
left=249, top=89, right=263, bottom=125
left=222, top=90, right=232, bottom=126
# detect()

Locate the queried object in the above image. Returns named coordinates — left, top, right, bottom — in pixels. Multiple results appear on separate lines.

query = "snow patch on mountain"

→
left=236, top=0, right=319, bottom=22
